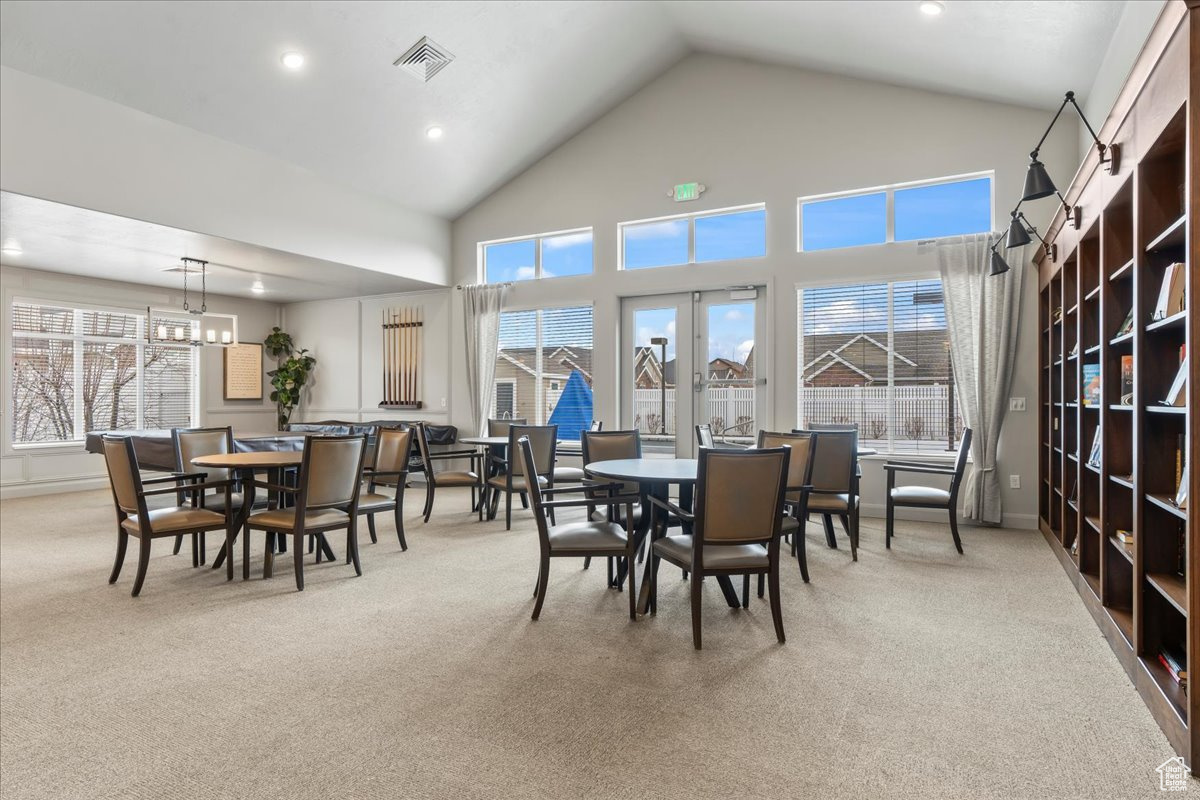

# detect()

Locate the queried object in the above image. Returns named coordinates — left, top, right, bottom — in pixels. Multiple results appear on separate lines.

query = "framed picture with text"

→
left=223, top=342, right=264, bottom=400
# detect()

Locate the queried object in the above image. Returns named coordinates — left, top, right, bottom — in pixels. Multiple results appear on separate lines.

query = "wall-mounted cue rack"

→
left=1036, top=1, right=1197, bottom=766
left=380, top=306, right=423, bottom=409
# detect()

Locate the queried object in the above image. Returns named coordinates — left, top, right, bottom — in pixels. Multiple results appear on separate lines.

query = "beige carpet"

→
left=0, top=488, right=1176, bottom=799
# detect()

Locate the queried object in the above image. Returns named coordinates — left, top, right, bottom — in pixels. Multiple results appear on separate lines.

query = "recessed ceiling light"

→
left=250, top=280, right=265, bottom=294
left=426, top=125, right=444, bottom=140
left=1, top=240, right=22, bottom=256
left=919, top=1, right=945, bottom=15
left=280, top=51, right=305, bottom=70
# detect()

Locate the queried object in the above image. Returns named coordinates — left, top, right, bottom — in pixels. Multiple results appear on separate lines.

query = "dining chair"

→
left=415, top=422, right=485, bottom=523
left=101, top=435, right=233, bottom=597
left=519, top=436, right=641, bottom=621
left=171, top=425, right=262, bottom=565
left=357, top=426, right=414, bottom=550
left=489, top=424, right=558, bottom=529
left=884, top=427, right=973, bottom=553
left=244, top=434, right=368, bottom=591
left=757, top=430, right=817, bottom=584
left=647, top=446, right=790, bottom=649
left=552, top=419, right=602, bottom=485
left=579, top=428, right=643, bottom=581
left=794, top=427, right=861, bottom=560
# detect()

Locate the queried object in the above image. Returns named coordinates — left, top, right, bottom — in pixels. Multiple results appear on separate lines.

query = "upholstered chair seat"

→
left=654, top=535, right=769, bottom=570
left=889, top=486, right=952, bottom=506
left=806, top=492, right=852, bottom=512
left=487, top=473, right=546, bottom=491
left=486, top=424, right=558, bottom=530
left=552, top=466, right=586, bottom=483
left=246, top=507, right=350, bottom=531
left=356, top=491, right=396, bottom=513
left=547, top=520, right=628, bottom=551
left=121, top=506, right=227, bottom=534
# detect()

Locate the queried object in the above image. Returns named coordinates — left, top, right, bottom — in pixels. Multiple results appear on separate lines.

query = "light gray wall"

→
left=446, top=53, right=1082, bottom=529
left=1, top=264, right=281, bottom=497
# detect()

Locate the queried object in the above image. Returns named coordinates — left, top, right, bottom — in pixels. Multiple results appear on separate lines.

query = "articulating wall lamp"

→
left=992, top=91, right=1114, bottom=276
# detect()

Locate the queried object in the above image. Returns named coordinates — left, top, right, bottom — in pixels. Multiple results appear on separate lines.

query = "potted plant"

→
left=264, top=327, right=316, bottom=429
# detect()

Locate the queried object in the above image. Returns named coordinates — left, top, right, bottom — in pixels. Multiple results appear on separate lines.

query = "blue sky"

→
left=634, top=302, right=755, bottom=365
left=801, top=280, right=946, bottom=337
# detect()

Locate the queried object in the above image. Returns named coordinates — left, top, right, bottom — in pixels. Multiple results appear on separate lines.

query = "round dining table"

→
left=190, top=451, right=337, bottom=578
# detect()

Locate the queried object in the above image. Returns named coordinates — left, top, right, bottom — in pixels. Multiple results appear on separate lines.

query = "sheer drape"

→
left=936, top=233, right=1025, bottom=524
left=461, top=284, right=509, bottom=437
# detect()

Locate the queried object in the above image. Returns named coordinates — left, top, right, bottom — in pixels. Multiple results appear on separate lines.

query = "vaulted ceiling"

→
left=0, top=1, right=1131, bottom=221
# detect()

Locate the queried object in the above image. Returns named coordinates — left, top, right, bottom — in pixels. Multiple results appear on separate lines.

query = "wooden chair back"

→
left=101, top=435, right=145, bottom=516
left=950, top=428, right=974, bottom=496
left=582, top=429, right=641, bottom=494
left=797, top=428, right=858, bottom=494
left=371, top=427, right=414, bottom=487
left=507, top=425, right=557, bottom=480
left=517, top=436, right=553, bottom=548
left=488, top=418, right=527, bottom=437
left=694, top=447, right=789, bottom=547
left=173, top=426, right=235, bottom=482
left=757, top=430, right=816, bottom=496
left=299, top=434, right=368, bottom=511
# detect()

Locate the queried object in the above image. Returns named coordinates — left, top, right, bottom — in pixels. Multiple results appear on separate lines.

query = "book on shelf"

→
left=1152, top=263, right=1186, bottom=321
left=1162, top=357, right=1188, bottom=407
left=1086, top=428, right=1102, bottom=467
left=1053, top=305, right=1063, bottom=323
left=1082, top=364, right=1101, bottom=405
left=1115, top=530, right=1134, bottom=545
left=1069, top=342, right=1079, bottom=357
left=1159, top=644, right=1187, bottom=689
left=1115, top=309, right=1134, bottom=337
left=1177, top=463, right=1189, bottom=511
left=1120, top=355, right=1133, bottom=405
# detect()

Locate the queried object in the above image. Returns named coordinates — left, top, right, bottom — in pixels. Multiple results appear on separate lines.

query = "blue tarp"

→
left=547, top=370, right=593, bottom=441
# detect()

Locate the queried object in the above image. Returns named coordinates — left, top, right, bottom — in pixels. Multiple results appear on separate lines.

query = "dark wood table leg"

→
left=212, top=467, right=253, bottom=571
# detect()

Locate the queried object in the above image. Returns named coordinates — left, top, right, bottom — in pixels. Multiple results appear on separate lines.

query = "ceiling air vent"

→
left=394, top=36, right=454, bottom=82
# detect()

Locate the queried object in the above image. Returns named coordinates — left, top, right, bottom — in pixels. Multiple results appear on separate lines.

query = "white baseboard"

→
left=858, top=502, right=1037, bottom=530
left=1, top=476, right=110, bottom=499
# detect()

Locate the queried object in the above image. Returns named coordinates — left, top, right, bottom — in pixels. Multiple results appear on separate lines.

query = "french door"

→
left=620, top=288, right=766, bottom=457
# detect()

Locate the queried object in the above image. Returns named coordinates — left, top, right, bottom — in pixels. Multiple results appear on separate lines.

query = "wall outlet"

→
left=440, top=397, right=447, bottom=408
left=1009, top=475, right=1021, bottom=489
left=1009, top=397, right=1026, bottom=412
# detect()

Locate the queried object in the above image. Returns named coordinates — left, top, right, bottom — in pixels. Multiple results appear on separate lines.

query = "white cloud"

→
left=724, top=309, right=745, bottom=321
left=623, top=219, right=687, bottom=241
left=515, top=266, right=536, bottom=280
left=541, top=231, right=591, bottom=250
left=735, top=339, right=755, bottom=362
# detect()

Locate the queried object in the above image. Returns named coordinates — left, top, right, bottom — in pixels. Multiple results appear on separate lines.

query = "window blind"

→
left=494, top=305, right=593, bottom=437
left=797, top=280, right=959, bottom=454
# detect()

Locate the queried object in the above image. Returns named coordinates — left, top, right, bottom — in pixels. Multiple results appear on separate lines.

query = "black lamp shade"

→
left=1022, top=158, right=1057, bottom=201
left=1005, top=218, right=1032, bottom=249
left=989, top=248, right=1011, bottom=276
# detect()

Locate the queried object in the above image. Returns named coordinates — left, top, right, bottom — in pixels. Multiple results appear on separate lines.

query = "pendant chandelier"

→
left=147, top=257, right=239, bottom=347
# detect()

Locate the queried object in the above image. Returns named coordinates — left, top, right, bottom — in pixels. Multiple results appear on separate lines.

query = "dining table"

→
left=190, top=451, right=337, bottom=577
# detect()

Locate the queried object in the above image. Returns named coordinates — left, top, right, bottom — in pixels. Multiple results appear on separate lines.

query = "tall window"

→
left=621, top=204, right=766, bottom=269
left=493, top=305, right=594, bottom=439
left=11, top=301, right=198, bottom=444
left=481, top=228, right=593, bottom=283
left=796, top=279, right=961, bottom=454
left=799, top=173, right=992, bottom=251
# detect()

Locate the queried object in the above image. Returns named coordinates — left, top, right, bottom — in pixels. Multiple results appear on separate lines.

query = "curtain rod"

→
left=455, top=282, right=513, bottom=289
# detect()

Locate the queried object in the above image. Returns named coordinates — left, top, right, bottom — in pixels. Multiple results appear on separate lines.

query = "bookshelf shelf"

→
left=1110, top=534, right=1134, bottom=565
left=1148, top=573, right=1188, bottom=617
left=1147, top=494, right=1188, bottom=521
left=1037, top=7, right=1195, bottom=764
left=1146, top=214, right=1187, bottom=253
left=1147, top=310, right=1188, bottom=333
left=1109, top=259, right=1134, bottom=282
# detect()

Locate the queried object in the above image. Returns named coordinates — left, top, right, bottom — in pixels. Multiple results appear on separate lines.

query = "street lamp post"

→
left=650, top=336, right=668, bottom=436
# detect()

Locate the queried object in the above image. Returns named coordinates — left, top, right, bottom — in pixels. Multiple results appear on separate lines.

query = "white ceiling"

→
left=0, top=192, right=439, bottom=303
left=0, top=0, right=1130, bottom=221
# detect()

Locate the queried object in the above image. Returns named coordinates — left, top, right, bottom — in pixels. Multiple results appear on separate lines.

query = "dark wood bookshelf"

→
left=1036, top=3, right=1197, bottom=766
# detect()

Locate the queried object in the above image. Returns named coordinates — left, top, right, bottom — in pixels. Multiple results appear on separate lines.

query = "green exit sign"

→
left=671, top=182, right=705, bottom=202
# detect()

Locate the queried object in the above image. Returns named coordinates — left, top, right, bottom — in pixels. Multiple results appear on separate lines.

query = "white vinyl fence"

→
left=633, top=385, right=962, bottom=452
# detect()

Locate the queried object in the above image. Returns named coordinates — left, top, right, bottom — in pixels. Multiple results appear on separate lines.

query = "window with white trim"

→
left=620, top=204, right=766, bottom=270
left=796, top=279, right=962, bottom=454
left=798, top=173, right=992, bottom=252
left=493, top=305, right=594, bottom=439
left=10, top=301, right=198, bottom=444
left=481, top=228, right=593, bottom=283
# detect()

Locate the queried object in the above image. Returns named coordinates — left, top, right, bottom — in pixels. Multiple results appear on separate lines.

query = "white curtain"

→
left=936, top=233, right=1025, bottom=525
left=461, top=284, right=510, bottom=437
